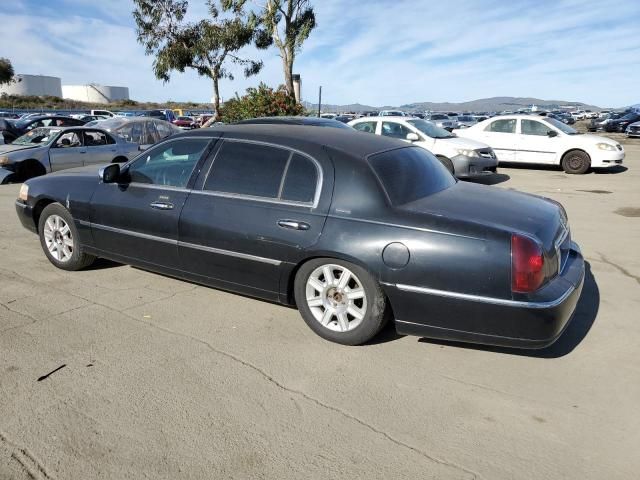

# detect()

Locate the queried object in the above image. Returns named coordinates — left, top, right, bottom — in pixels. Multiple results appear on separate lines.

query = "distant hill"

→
left=303, top=96, right=602, bottom=113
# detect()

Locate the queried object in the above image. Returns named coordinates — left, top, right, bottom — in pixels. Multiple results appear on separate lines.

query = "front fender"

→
left=0, top=167, right=16, bottom=184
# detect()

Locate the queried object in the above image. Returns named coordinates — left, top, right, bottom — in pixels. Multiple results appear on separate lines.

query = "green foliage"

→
left=0, top=58, right=15, bottom=86
left=133, top=0, right=264, bottom=116
left=219, top=83, right=304, bottom=123
left=224, top=0, right=316, bottom=98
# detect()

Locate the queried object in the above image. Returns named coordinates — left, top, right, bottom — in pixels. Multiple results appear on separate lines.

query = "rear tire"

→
left=38, top=203, right=96, bottom=271
left=436, top=155, right=455, bottom=175
left=561, top=150, right=590, bottom=174
left=294, top=258, right=389, bottom=345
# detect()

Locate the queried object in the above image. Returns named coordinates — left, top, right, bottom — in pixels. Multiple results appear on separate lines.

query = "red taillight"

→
left=511, top=234, right=545, bottom=293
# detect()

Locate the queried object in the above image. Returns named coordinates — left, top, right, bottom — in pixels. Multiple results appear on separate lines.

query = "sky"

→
left=1, top=0, right=638, bottom=108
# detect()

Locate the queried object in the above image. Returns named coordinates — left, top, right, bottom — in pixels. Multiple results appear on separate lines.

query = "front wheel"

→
left=294, top=258, right=389, bottom=345
left=436, top=155, right=455, bottom=175
left=38, top=203, right=96, bottom=271
left=561, top=150, right=591, bottom=174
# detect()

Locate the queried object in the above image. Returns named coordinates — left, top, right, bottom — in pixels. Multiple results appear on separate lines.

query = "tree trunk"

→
left=212, top=75, right=221, bottom=121
left=282, top=51, right=295, bottom=99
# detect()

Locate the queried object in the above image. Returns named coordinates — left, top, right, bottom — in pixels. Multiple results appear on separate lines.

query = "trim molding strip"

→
left=90, top=223, right=282, bottom=266
left=394, top=279, right=581, bottom=309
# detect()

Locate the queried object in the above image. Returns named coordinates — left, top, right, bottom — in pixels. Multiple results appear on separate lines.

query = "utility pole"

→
left=317, top=86, right=322, bottom=118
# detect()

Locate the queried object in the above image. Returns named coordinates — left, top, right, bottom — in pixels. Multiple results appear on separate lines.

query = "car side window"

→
left=381, top=122, right=412, bottom=139
left=485, top=119, right=516, bottom=133
left=83, top=130, right=110, bottom=146
left=280, top=154, right=318, bottom=203
left=521, top=120, right=551, bottom=136
left=155, top=121, right=174, bottom=139
left=204, top=141, right=290, bottom=199
left=55, top=131, right=82, bottom=148
left=353, top=121, right=377, bottom=134
left=126, top=138, right=209, bottom=188
left=144, top=121, right=159, bottom=144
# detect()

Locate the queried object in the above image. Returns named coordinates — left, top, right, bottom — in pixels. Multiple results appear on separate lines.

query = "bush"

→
left=219, top=83, right=304, bottom=123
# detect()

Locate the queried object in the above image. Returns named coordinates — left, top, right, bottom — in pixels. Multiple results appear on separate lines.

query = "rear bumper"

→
left=386, top=242, right=585, bottom=349
left=15, top=200, right=37, bottom=233
left=452, top=153, right=499, bottom=178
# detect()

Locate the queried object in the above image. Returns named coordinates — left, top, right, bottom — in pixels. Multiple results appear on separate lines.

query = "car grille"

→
left=477, top=148, right=495, bottom=159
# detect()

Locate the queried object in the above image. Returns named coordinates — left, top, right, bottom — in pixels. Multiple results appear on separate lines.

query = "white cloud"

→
left=1, top=0, right=638, bottom=107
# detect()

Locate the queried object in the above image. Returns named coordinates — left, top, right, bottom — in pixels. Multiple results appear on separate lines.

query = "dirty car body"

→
left=15, top=125, right=584, bottom=348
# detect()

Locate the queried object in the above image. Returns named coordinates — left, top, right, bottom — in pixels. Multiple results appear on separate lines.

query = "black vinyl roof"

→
left=175, top=124, right=409, bottom=158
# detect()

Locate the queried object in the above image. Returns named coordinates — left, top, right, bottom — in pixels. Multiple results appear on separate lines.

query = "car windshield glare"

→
left=12, top=127, right=60, bottom=146
left=87, top=118, right=127, bottom=129
left=407, top=119, right=454, bottom=139
left=369, top=147, right=456, bottom=205
left=545, top=117, right=577, bottom=134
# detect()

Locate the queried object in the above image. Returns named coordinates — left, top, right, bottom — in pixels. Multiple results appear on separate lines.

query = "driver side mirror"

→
left=547, top=130, right=558, bottom=137
left=99, top=163, right=120, bottom=183
left=406, top=132, right=420, bottom=142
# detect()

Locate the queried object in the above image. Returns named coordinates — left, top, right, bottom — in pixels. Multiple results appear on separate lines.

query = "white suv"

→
left=454, top=115, right=624, bottom=174
left=349, top=116, right=498, bottom=178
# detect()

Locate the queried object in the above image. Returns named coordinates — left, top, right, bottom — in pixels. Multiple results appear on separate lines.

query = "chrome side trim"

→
left=91, top=223, right=177, bottom=245
left=190, top=190, right=314, bottom=208
left=393, top=282, right=578, bottom=309
left=15, top=200, right=27, bottom=209
left=177, top=241, right=282, bottom=266
left=89, top=223, right=282, bottom=265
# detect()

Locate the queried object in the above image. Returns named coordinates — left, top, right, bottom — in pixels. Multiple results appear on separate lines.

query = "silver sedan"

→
left=0, top=126, right=140, bottom=184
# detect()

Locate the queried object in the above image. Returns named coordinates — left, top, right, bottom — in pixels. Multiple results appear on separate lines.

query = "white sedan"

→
left=454, top=115, right=624, bottom=174
left=349, top=116, right=498, bottom=178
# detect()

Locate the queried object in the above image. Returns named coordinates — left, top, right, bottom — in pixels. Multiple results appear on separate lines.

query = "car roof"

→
left=176, top=124, right=409, bottom=158
left=351, top=116, right=419, bottom=121
left=236, top=116, right=342, bottom=125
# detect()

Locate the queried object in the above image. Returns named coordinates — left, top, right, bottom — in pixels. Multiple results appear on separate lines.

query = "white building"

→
left=62, top=84, right=130, bottom=104
left=0, top=74, right=63, bottom=97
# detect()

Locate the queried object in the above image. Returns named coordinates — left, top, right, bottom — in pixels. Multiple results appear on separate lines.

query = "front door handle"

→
left=150, top=201, right=174, bottom=210
left=278, top=220, right=310, bottom=231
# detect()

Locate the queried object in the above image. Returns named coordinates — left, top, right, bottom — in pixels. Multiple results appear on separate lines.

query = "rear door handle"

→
left=150, top=201, right=174, bottom=210
left=278, top=220, right=310, bottom=231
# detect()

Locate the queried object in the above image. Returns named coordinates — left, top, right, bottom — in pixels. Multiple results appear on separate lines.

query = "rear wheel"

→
left=436, top=155, right=455, bottom=175
left=561, top=150, right=590, bottom=174
left=38, top=203, right=96, bottom=271
left=294, top=258, right=389, bottom=345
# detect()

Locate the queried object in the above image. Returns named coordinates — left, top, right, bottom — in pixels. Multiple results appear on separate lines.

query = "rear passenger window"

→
left=485, top=119, right=516, bottom=133
left=205, top=141, right=290, bottom=198
left=281, top=154, right=317, bottom=203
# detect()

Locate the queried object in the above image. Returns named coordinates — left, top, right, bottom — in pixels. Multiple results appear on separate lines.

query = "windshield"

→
left=429, top=114, right=447, bottom=120
left=369, top=147, right=456, bottom=205
left=12, top=127, right=60, bottom=146
left=407, top=119, right=454, bottom=139
left=545, top=117, right=577, bottom=134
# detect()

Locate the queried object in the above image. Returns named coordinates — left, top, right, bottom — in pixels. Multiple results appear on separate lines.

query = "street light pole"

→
left=317, top=86, right=322, bottom=118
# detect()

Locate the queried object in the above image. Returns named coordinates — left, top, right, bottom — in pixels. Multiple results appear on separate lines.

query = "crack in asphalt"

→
left=120, top=312, right=481, bottom=480
left=0, top=266, right=482, bottom=477
left=0, top=431, right=55, bottom=480
left=596, top=253, right=640, bottom=286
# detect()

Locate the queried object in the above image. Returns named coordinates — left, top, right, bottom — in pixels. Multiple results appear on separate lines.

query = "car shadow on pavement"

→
left=83, top=258, right=123, bottom=270
left=416, top=262, right=599, bottom=358
left=499, top=163, right=627, bottom=175
left=466, top=173, right=511, bottom=185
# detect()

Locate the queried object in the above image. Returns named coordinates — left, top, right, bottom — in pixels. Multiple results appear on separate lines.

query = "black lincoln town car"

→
left=15, top=125, right=585, bottom=347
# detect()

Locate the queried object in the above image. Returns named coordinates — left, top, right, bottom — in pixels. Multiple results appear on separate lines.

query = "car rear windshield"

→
left=369, top=147, right=455, bottom=205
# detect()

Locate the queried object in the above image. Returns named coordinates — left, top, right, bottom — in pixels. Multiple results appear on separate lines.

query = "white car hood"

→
left=439, top=135, right=489, bottom=150
left=576, top=133, right=619, bottom=145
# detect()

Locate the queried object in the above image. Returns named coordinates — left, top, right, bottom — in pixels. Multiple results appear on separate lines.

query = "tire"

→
left=294, top=258, right=389, bottom=345
left=561, top=150, right=591, bottom=174
left=436, top=155, right=455, bottom=175
left=38, top=203, right=96, bottom=271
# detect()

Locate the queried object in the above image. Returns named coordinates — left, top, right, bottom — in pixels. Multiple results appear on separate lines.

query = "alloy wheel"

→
left=43, top=214, right=74, bottom=263
left=305, top=264, right=367, bottom=332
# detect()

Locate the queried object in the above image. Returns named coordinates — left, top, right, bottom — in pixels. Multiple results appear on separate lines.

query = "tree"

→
left=133, top=0, right=263, bottom=118
left=0, top=58, right=15, bottom=86
left=225, top=0, right=316, bottom=99
left=219, top=82, right=304, bottom=123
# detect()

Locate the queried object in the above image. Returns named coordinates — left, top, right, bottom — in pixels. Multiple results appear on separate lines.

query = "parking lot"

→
left=1, top=132, right=639, bottom=479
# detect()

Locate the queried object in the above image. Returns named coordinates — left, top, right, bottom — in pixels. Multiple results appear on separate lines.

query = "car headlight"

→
left=456, top=149, right=479, bottom=157
left=18, top=184, right=28, bottom=201
left=596, top=143, right=616, bottom=151
left=0, top=155, right=10, bottom=166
